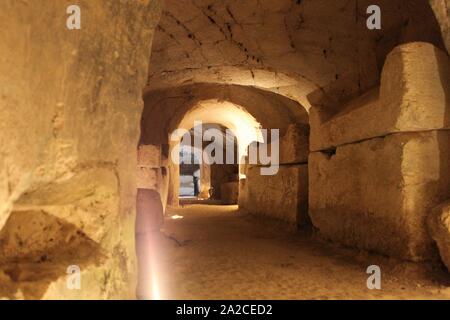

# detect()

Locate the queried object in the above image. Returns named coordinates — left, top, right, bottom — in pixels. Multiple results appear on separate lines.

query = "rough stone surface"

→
left=279, top=124, right=309, bottom=164
left=240, top=165, right=308, bottom=227
left=0, top=0, right=162, bottom=299
left=136, top=167, right=159, bottom=190
left=141, top=83, right=308, bottom=207
left=147, top=0, right=445, bottom=109
left=309, top=130, right=450, bottom=261
left=141, top=83, right=309, bottom=146
left=138, top=145, right=161, bottom=168
left=0, top=210, right=104, bottom=299
left=2, top=0, right=449, bottom=300
left=220, top=181, right=239, bottom=205
left=429, top=0, right=450, bottom=52
left=210, top=164, right=238, bottom=200
left=310, top=42, right=450, bottom=151
left=428, top=201, right=450, bottom=272
left=247, top=123, right=310, bottom=166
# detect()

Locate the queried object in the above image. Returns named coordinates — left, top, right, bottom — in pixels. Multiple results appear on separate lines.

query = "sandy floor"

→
left=153, top=204, right=450, bottom=300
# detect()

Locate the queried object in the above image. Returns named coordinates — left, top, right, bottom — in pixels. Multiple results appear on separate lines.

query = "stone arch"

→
left=178, top=143, right=211, bottom=199
left=166, top=101, right=262, bottom=205
left=140, top=83, right=310, bottom=207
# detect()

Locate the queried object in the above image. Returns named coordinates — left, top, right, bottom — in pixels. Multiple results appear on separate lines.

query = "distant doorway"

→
left=179, top=146, right=201, bottom=198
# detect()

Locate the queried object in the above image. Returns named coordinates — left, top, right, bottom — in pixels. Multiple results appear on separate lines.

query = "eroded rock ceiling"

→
left=146, top=0, right=445, bottom=111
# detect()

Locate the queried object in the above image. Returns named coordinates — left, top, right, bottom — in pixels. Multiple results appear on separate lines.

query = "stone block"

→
left=221, top=181, right=239, bottom=204
left=309, top=130, right=450, bottom=261
left=0, top=0, right=163, bottom=299
left=310, top=42, right=450, bottom=151
left=240, top=164, right=308, bottom=226
left=247, top=124, right=309, bottom=166
left=136, top=167, right=158, bottom=190
left=138, top=145, right=161, bottom=168
left=279, top=124, right=309, bottom=164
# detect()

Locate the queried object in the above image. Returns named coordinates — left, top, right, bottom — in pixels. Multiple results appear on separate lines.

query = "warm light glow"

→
left=171, top=215, right=184, bottom=220
left=177, top=100, right=264, bottom=159
left=145, top=234, right=163, bottom=300
left=150, top=265, right=161, bottom=300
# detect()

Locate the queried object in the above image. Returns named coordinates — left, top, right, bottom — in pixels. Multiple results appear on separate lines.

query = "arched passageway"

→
left=140, top=86, right=310, bottom=208
left=135, top=0, right=450, bottom=300
left=0, top=0, right=449, bottom=300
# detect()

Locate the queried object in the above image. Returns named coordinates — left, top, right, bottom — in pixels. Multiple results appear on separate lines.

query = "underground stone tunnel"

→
left=0, top=0, right=449, bottom=300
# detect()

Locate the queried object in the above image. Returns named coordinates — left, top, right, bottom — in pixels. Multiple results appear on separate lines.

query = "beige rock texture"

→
left=1, top=0, right=449, bottom=300
left=240, top=165, right=309, bottom=227
left=141, top=0, right=447, bottom=217
left=0, top=0, right=162, bottom=299
left=429, top=0, right=450, bottom=53
left=308, top=41, right=450, bottom=263
left=141, top=83, right=308, bottom=146
left=137, top=167, right=159, bottom=190
left=141, top=83, right=308, bottom=207
left=309, top=131, right=450, bottom=261
left=248, top=123, right=310, bottom=166
left=310, top=42, right=450, bottom=152
left=136, top=144, right=169, bottom=209
left=138, top=145, right=162, bottom=168
left=146, top=0, right=446, bottom=109
left=428, top=201, right=450, bottom=271
left=279, top=124, right=310, bottom=164
left=137, top=145, right=164, bottom=191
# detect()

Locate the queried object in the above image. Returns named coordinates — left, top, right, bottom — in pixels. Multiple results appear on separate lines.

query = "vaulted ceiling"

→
left=145, top=0, right=445, bottom=111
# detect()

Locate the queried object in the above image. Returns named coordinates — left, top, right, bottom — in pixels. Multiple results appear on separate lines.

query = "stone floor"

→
left=153, top=204, right=450, bottom=300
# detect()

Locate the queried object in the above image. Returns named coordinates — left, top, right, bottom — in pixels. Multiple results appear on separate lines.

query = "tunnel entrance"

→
left=2, top=0, right=449, bottom=301
left=177, top=123, right=240, bottom=205
left=179, top=145, right=201, bottom=199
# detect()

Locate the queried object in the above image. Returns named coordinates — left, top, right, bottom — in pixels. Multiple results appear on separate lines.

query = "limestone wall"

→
left=137, top=144, right=170, bottom=211
left=141, top=83, right=308, bottom=147
left=240, top=165, right=309, bottom=227
left=221, top=181, right=239, bottom=205
left=429, top=0, right=450, bottom=53
left=309, top=42, right=450, bottom=261
left=310, top=42, right=450, bottom=152
left=239, top=125, right=309, bottom=227
left=147, top=0, right=446, bottom=110
left=310, top=131, right=450, bottom=260
left=0, top=1, right=162, bottom=299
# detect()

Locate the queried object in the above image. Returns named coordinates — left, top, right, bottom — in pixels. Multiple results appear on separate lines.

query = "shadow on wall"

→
left=0, top=210, right=103, bottom=299
left=0, top=166, right=122, bottom=299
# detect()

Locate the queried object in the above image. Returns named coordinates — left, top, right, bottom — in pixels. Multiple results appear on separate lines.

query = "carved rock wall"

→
left=0, top=0, right=162, bottom=299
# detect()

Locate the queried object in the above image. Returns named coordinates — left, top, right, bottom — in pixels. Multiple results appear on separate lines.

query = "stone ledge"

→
left=309, top=130, right=450, bottom=261
left=310, top=42, right=450, bottom=152
left=240, top=164, right=308, bottom=226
